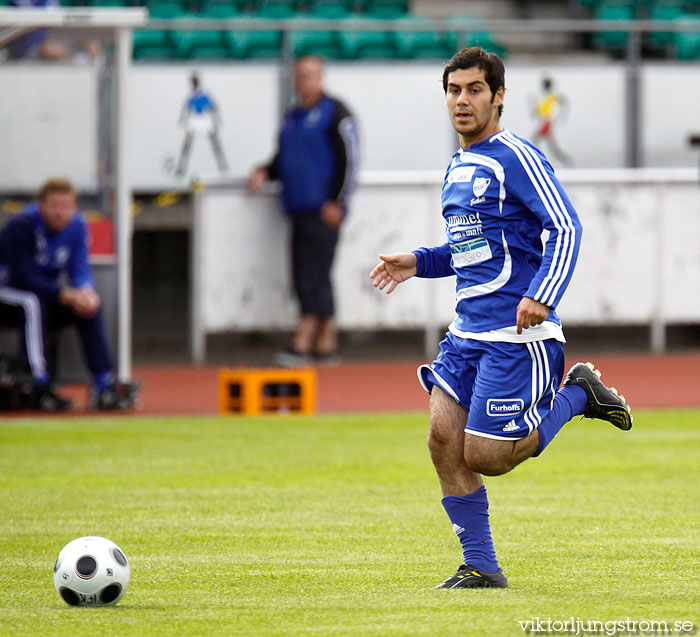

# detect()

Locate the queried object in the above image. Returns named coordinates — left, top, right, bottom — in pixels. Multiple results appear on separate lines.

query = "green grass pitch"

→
left=0, top=409, right=698, bottom=636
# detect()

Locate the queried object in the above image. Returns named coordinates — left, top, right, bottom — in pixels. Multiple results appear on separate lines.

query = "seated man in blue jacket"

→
left=0, top=177, right=132, bottom=410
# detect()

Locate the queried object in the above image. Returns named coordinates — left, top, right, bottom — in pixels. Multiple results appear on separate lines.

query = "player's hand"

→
left=60, top=286, right=100, bottom=317
left=71, top=287, right=100, bottom=318
left=516, top=297, right=549, bottom=334
left=58, top=286, right=79, bottom=308
left=247, top=167, right=268, bottom=194
left=369, top=253, right=417, bottom=294
left=320, top=201, right=344, bottom=229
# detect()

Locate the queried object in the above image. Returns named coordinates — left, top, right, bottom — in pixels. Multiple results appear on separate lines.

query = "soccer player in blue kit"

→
left=370, top=48, right=633, bottom=589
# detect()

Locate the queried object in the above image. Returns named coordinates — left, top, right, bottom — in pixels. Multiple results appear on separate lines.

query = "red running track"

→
left=45, top=351, right=700, bottom=416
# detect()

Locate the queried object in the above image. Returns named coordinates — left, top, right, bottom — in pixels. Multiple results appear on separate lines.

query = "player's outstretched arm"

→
left=369, top=253, right=417, bottom=294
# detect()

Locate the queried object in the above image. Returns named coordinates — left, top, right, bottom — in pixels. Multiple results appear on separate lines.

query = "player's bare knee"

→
left=427, top=427, right=453, bottom=460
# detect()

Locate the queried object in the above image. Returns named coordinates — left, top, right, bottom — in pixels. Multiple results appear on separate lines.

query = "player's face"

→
left=445, top=67, right=504, bottom=148
left=294, top=58, right=323, bottom=106
left=39, top=192, right=76, bottom=232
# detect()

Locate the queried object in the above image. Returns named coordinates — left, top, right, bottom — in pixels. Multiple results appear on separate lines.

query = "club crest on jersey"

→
left=487, top=398, right=524, bottom=417
left=473, top=176, right=491, bottom=197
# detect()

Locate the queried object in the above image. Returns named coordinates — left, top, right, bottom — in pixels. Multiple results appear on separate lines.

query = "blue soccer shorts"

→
left=417, top=332, right=565, bottom=441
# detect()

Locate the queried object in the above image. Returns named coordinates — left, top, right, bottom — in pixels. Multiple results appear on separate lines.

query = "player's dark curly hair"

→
left=442, top=47, right=505, bottom=117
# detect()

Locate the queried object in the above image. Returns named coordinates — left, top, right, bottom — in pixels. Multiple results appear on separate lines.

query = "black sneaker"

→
left=563, top=362, right=633, bottom=431
left=313, top=351, right=341, bottom=367
left=89, top=381, right=142, bottom=411
left=273, top=349, right=313, bottom=368
left=434, top=564, right=508, bottom=589
left=33, top=385, right=73, bottom=412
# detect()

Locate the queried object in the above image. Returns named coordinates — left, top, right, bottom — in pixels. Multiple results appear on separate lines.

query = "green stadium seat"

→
left=198, top=0, right=243, bottom=19
left=172, top=30, right=230, bottom=59
left=592, top=2, right=637, bottom=51
left=648, top=1, right=686, bottom=48
left=308, top=2, right=353, bottom=19
left=307, top=0, right=355, bottom=14
left=359, top=0, right=408, bottom=19
left=288, top=18, right=344, bottom=59
left=251, top=0, right=301, bottom=19
left=337, top=27, right=398, bottom=59
left=133, top=29, right=172, bottom=52
left=392, top=16, right=453, bottom=59
left=133, top=44, right=178, bottom=59
left=133, top=30, right=177, bottom=59
left=446, top=16, right=506, bottom=58
left=674, top=17, right=700, bottom=59
left=224, top=22, right=282, bottom=58
left=147, top=0, right=189, bottom=19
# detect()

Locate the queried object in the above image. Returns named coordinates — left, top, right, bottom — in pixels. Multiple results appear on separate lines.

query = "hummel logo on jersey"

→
left=502, top=420, right=519, bottom=432
left=452, top=523, right=465, bottom=535
left=473, top=176, right=491, bottom=197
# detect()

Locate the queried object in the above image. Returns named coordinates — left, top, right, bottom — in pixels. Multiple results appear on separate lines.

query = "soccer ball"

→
left=53, top=536, right=130, bottom=607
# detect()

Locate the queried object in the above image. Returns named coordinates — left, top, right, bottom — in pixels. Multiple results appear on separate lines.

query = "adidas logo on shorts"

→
left=502, top=420, right=519, bottom=432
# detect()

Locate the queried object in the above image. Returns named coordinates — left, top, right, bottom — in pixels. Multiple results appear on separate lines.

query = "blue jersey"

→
left=0, top=204, right=94, bottom=299
left=187, top=91, right=214, bottom=114
left=414, top=129, right=582, bottom=343
left=267, top=95, right=359, bottom=216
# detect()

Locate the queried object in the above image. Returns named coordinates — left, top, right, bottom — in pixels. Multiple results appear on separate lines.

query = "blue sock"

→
left=442, top=486, right=499, bottom=573
left=533, top=384, right=588, bottom=457
left=35, top=372, right=50, bottom=387
left=93, top=370, right=114, bottom=393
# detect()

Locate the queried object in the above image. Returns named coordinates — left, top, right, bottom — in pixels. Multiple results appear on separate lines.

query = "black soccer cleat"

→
left=563, top=362, right=633, bottom=431
left=89, top=380, right=143, bottom=411
left=433, top=564, right=508, bottom=589
left=33, top=385, right=73, bottom=412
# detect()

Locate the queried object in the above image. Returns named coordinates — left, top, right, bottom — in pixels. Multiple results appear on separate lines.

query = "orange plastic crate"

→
left=218, top=368, right=317, bottom=415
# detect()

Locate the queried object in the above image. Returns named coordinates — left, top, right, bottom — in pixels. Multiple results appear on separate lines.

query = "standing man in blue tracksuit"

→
left=249, top=56, right=359, bottom=365
left=0, top=177, right=132, bottom=410
left=370, top=48, right=633, bottom=589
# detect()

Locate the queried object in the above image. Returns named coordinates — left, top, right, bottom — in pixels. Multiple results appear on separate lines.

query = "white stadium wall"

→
left=0, top=65, right=99, bottom=192
left=190, top=170, right=700, bottom=362
left=1, top=61, right=699, bottom=192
